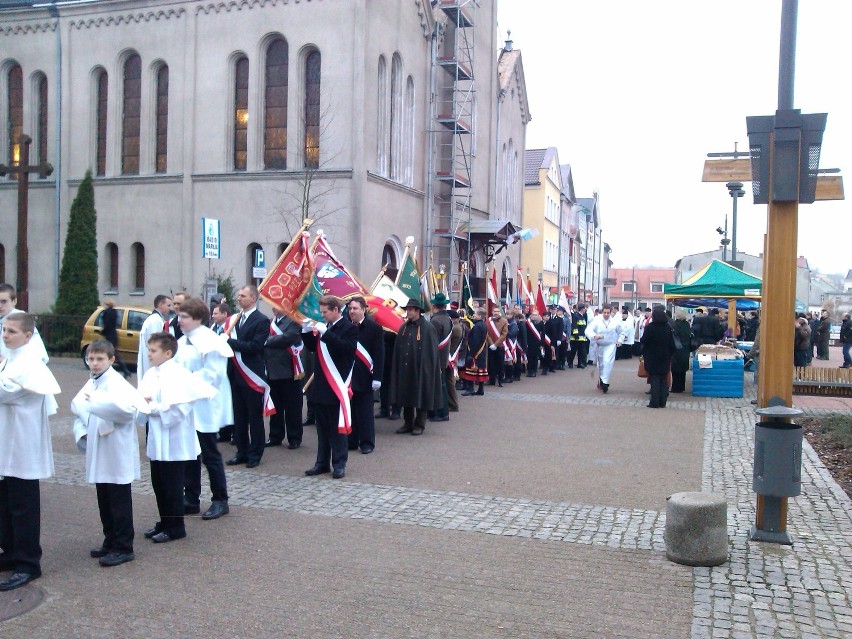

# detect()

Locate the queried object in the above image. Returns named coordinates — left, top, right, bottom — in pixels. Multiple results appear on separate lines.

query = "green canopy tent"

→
left=665, top=259, right=762, bottom=311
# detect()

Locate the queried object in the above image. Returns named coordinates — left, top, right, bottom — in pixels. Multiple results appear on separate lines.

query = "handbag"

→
left=672, top=329, right=683, bottom=351
left=637, top=356, right=647, bottom=377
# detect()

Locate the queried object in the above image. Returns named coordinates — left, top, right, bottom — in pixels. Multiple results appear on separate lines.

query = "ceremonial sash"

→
left=316, top=338, right=354, bottom=435
left=526, top=318, right=541, bottom=343
left=437, top=331, right=451, bottom=351
left=355, top=341, right=374, bottom=373
left=504, top=338, right=516, bottom=363
left=487, top=318, right=502, bottom=343
left=269, top=321, right=304, bottom=380
left=448, top=339, right=463, bottom=379
left=229, top=315, right=276, bottom=416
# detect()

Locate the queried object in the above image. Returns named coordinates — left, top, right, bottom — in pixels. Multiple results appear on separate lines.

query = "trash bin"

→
left=753, top=420, right=803, bottom=498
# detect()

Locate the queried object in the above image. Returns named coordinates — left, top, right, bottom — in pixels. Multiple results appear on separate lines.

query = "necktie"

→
left=163, top=317, right=170, bottom=331
left=239, top=313, right=246, bottom=329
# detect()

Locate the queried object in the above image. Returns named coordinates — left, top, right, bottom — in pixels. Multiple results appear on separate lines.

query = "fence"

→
left=793, top=366, right=852, bottom=397
left=33, top=314, right=88, bottom=356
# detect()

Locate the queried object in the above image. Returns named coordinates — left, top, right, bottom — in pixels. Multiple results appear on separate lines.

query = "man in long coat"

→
left=389, top=298, right=442, bottom=436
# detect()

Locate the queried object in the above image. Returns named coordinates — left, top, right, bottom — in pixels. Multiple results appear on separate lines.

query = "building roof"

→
left=523, top=148, right=547, bottom=185
left=497, top=47, right=531, bottom=125
left=559, top=164, right=576, bottom=202
left=576, top=196, right=598, bottom=227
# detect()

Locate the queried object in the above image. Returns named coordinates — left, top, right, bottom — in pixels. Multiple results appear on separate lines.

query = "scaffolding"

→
left=430, top=0, right=476, bottom=299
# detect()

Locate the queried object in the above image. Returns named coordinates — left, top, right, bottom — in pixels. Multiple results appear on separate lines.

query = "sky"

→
left=496, top=0, right=851, bottom=275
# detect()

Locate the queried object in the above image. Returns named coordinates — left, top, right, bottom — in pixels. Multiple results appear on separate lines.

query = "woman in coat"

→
left=461, top=308, right=488, bottom=396
left=640, top=307, right=677, bottom=408
left=670, top=310, right=692, bottom=393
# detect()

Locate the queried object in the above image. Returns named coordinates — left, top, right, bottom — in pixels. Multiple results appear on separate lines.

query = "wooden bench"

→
left=793, top=366, right=852, bottom=397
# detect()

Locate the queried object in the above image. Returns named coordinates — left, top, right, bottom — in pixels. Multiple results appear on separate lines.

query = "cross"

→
left=0, top=134, right=53, bottom=311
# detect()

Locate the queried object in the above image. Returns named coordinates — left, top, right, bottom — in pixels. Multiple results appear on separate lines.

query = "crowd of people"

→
left=1, top=276, right=849, bottom=592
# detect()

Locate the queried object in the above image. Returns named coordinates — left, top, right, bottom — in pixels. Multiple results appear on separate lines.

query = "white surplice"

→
left=585, top=315, right=625, bottom=384
left=71, top=367, right=148, bottom=484
left=0, top=310, right=49, bottom=364
left=136, top=311, right=170, bottom=383
left=175, top=325, right=234, bottom=433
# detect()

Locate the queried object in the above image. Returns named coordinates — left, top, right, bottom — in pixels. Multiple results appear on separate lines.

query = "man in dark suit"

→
left=346, top=296, right=384, bottom=454
left=264, top=307, right=304, bottom=449
left=301, top=295, right=358, bottom=479
left=169, top=291, right=187, bottom=340
left=225, top=285, right=271, bottom=468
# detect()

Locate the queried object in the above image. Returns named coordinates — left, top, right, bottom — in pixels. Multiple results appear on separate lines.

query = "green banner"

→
left=395, top=252, right=421, bottom=302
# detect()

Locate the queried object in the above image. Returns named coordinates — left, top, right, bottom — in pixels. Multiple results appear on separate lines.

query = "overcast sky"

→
left=496, top=0, right=850, bottom=275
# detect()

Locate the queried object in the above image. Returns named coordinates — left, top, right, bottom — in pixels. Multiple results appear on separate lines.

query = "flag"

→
left=526, top=271, right=535, bottom=304
left=558, top=288, right=570, bottom=312
left=461, top=264, right=474, bottom=311
left=535, top=281, right=547, bottom=315
left=369, top=273, right=406, bottom=332
left=419, top=269, right=433, bottom=312
left=518, top=266, right=533, bottom=305
left=258, top=229, right=318, bottom=321
left=395, top=243, right=422, bottom=303
left=311, top=231, right=370, bottom=300
left=486, top=267, right=499, bottom=315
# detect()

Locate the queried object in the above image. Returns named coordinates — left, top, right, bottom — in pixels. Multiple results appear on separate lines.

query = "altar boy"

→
left=0, top=312, right=61, bottom=590
left=138, top=332, right=215, bottom=544
left=72, top=339, right=148, bottom=567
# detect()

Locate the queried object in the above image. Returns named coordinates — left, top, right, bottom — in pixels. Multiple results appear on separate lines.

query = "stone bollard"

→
left=665, top=492, right=728, bottom=566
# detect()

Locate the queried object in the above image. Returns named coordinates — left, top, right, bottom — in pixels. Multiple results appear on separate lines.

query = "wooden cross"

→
left=0, top=134, right=53, bottom=311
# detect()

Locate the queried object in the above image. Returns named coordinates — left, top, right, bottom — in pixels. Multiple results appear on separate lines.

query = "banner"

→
left=461, top=264, right=474, bottom=311
left=201, top=217, right=221, bottom=259
left=395, top=243, right=422, bottom=303
left=486, top=267, right=499, bottom=315
left=312, top=231, right=371, bottom=300
left=258, top=229, right=316, bottom=321
left=535, top=282, right=547, bottom=315
left=369, top=274, right=406, bottom=332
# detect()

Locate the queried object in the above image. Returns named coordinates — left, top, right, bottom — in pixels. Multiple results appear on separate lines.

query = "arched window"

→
left=233, top=56, right=249, bottom=171
left=132, top=242, right=145, bottom=291
left=303, top=50, right=321, bottom=169
left=376, top=56, right=388, bottom=175
left=404, top=76, right=414, bottom=186
left=35, top=73, right=48, bottom=166
left=95, top=69, right=108, bottom=176
left=382, top=243, right=399, bottom=282
left=106, top=242, right=119, bottom=291
left=155, top=64, right=169, bottom=173
left=388, top=54, right=402, bottom=181
left=247, top=242, right=262, bottom=283
left=121, top=53, right=141, bottom=175
left=277, top=242, right=289, bottom=257
left=264, top=38, right=288, bottom=170
left=6, top=64, right=23, bottom=175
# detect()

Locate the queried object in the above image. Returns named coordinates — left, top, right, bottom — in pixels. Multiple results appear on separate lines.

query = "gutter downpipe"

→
left=423, top=20, right=438, bottom=275
left=48, top=1, right=61, bottom=299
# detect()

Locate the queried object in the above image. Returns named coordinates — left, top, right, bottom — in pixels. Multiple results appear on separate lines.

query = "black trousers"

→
left=671, top=371, right=687, bottom=393
left=0, top=477, right=42, bottom=575
left=232, top=383, right=265, bottom=463
left=568, top=341, right=589, bottom=367
left=314, top=402, right=349, bottom=473
left=268, top=378, right=304, bottom=445
left=150, top=460, right=187, bottom=537
left=446, top=366, right=460, bottom=410
left=349, top=390, right=376, bottom=450
left=527, top=349, right=539, bottom=375
left=649, top=373, right=670, bottom=408
left=96, top=482, right=134, bottom=553
left=557, top=341, right=568, bottom=367
left=184, top=432, right=228, bottom=506
left=488, top=348, right=504, bottom=383
left=403, top=406, right=427, bottom=428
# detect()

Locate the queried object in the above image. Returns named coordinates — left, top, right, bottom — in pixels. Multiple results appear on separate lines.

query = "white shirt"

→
left=176, top=325, right=234, bottom=433
left=137, top=311, right=170, bottom=382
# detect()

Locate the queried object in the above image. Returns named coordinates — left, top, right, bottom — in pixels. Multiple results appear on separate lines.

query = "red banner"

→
left=258, top=231, right=314, bottom=321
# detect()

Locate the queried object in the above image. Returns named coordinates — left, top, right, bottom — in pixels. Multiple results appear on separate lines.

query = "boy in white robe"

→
left=136, top=294, right=173, bottom=383
left=175, top=297, right=233, bottom=521
left=0, top=313, right=60, bottom=591
left=72, top=339, right=148, bottom=567
left=138, top=332, right=215, bottom=544
left=585, top=306, right=625, bottom=394
left=0, top=285, right=48, bottom=364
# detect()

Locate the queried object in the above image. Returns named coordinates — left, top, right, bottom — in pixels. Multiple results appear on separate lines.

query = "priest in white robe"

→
left=585, top=305, right=625, bottom=393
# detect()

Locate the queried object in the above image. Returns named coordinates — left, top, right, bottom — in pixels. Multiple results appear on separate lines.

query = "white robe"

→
left=0, top=345, right=60, bottom=480
left=138, top=359, right=215, bottom=461
left=0, top=310, right=49, bottom=364
left=71, top=367, right=147, bottom=484
left=621, top=316, right=636, bottom=345
left=175, top=325, right=234, bottom=433
left=585, top=315, right=625, bottom=384
left=136, top=311, right=171, bottom=383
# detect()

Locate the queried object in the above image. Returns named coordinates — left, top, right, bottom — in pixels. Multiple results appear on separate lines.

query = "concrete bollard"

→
left=665, top=492, right=728, bottom=566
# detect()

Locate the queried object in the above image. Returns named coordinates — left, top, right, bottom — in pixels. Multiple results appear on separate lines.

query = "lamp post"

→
left=716, top=220, right=731, bottom=262
left=726, top=181, right=746, bottom=262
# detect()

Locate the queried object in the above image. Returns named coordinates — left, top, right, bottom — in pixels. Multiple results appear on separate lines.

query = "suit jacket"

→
left=351, top=317, right=385, bottom=393
left=170, top=316, right=184, bottom=340
left=302, top=316, right=358, bottom=405
left=227, top=309, right=271, bottom=386
left=264, top=315, right=303, bottom=381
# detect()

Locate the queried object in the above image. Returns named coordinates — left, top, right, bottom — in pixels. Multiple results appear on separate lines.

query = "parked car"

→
left=80, top=305, right=152, bottom=367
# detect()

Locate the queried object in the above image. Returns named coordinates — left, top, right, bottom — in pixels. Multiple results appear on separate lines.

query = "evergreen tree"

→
left=55, top=170, right=99, bottom=315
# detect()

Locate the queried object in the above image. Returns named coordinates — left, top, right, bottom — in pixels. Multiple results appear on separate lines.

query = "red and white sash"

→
left=355, top=341, right=374, bottom=373
left=437, top=331, right=451, bottom=351
left=448, top=340, right=463, bottom=378
left=526, top=318, right=541, bottom=343
left=269, top=321, right=305, bottom=379
left=487, top=318, right=502, bottom=343
left=316, top=339, right=354, bottom=435
left=504, top=339, right=515, bottom=363
left=229, top=314, right=276, bottom=415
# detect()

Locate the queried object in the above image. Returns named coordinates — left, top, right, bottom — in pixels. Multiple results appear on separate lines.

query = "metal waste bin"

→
left=753, top=419, right=803, bottom=497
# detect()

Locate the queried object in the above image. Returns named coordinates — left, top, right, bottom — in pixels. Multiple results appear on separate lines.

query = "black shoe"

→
left=527, top=373, right=536, bottom=377
left=388, top=413, right=401, bottom=421
left=474, top=387, right=484, bottom=396
left=601, top=383, right=609, bottom=394
left=497, top=381, right=503, bottom=387
left=245, top=460, right=260, bottom=469
left=305, top=465, right=331, bottom=476
left=303, top=417, right=316, bottom=425
left=395, top=424, right=413, bottom=434
left=226, top=456, right=247, bottom=466
left=151, top=531, right=184, bottom=544
left=504, top=379, right=513, bottom=384
left=461, top=391, right=474, bottom=396
left=202, top=501, right=229, bottom=520
left=99, top=552, right=135, bottom=567
left=183, top=502, right=201, bottom=515
left=264, top=440, right=283, bottom=448
left=287, top=442, right=301, bottom=449
left=90, top=546, right=109, bottom=558
left=429, top=416, right=449, bottom=422
left=332, top=469, right=345, bottom=479
left=0, top=572, right=39, bottom=591
left=360, top=446, right=374, bottom=455
left=143, top=526, right=161, bottom=539
left=411, top=426, right=425, bottom=436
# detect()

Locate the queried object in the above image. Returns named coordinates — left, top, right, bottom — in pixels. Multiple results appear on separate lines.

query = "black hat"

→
left=447, top=310, right=460, bottom=319
left=402, top=297, right=425, bottom=311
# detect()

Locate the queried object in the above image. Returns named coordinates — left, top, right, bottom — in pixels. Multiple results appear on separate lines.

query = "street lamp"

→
left=726, top=181, right=746, bottom=262
left=716, top=221, right=731, bottom=262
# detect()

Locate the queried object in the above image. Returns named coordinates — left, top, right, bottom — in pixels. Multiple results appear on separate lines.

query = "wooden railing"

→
left=793, top=366, right=852, bottom=396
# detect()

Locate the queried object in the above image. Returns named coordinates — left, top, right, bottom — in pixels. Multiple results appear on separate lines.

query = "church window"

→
left=155, top=65, right=169, bottom=173
left=303, top=50, right=321, bottom=169
left=95, top=69, right=108, bottom=176
left=121, top=53, right=141, bottom=175
left=264, top=39, right=288, bottom=170
left=7, top=64, right=23, bottom=176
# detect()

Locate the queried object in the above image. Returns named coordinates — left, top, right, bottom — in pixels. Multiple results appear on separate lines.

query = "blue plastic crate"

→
left=692, top=358, right=744, bottom=398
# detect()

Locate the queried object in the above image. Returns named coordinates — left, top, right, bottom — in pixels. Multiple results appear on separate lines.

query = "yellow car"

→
left=80, top=305, right=152, bottom=367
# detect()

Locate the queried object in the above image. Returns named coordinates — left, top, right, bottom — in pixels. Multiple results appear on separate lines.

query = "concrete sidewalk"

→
left=0, top=357, right=849, bottom=638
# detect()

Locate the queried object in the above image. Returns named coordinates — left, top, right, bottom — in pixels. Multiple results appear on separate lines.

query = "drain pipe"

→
left=47, top=1, right=62, bottom=299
